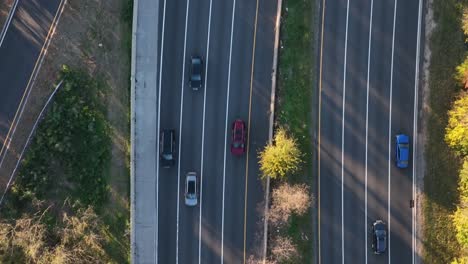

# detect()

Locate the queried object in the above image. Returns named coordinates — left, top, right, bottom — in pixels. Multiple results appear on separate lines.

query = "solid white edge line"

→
left=0, top=0, right=19, bottom=48
left=0, top=80, right=63, bottom=205
left=0, top=0, right=66, bottom=170
left=176, top=1, right=190, bottom=263
left=341, top=0, right=350, bottom=263
left=199, top=0, right=213, bottom=262
left=388, top=0, right=398, bottom=262
left=221, top=0, right=237, bottom=263
left=365, top=0, right=374, bottom=262
left=413, top=1, right=423, bottom=263
left=156, top=0, right=167, bottom=263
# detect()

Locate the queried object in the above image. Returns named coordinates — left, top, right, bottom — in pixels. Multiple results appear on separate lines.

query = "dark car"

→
left=395, top=134, right=410, bottom=168
left=160, top=129, right=176, bottom=168
left=231, top=119, right=246, bottom=155
left=372, top=220, right=387, bottom=254
left=189, top=56, right=203, bottom=90
left=185, top=172, right=198, bottom=206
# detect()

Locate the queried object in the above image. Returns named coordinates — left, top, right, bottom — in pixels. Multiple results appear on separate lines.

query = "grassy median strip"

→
left=423, top=1, right=466, bottom=263
left=275, top=0, right=315, bottom=261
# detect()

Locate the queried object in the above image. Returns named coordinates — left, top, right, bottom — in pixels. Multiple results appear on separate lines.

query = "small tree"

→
left=453, top=160, right=468, bottom=252
left=462, top=7, right=468, bottom=42
left=445, top=94, right=468, bottom=156
left=269, top=183, right=312, bottom=226
left=455, top=56, right=468, bottom=87
left=258, top=127, right=302, bottom=179
left=270, top=236, right=298, bottom=262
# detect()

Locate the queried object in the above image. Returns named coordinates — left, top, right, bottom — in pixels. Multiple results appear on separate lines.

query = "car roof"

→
left=396, top=135, right=409, bottom=161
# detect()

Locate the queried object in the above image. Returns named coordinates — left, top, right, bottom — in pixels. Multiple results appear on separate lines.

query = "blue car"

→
left=395, top=134, right=410, bottom=168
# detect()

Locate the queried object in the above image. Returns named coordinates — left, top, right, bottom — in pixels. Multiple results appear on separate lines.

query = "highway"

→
left=318, top=0, right=423, bottom=263
left=0, top=0, right=62, bottom=189
left=153, top=0, right=277, bottom=263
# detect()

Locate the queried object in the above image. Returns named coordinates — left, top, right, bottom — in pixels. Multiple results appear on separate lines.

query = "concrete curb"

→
left=130, top=0, right=139, bottom=262
left=263, top=0, right=283, bottom=262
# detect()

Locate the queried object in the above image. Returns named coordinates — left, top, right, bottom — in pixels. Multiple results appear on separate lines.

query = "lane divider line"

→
left=198, top=0, right=213, bottom=261
left=341, top=0, right=350, bottom=263
left=0, top=80, right=63, bottom=206
left=243, top=0, right=260, bottom=262
left=175, top=0, right=190, bottom=263
left=155, top=0, right=168, bottom=262
left=221, top=0, right=237, bottom=262
left=0, top=0, right=66, bottom=170
left=0, top=0, right=66, bottom=182
left=388, top=0, right=398, bottom=262
left=317, top=0, right=326, bottom=262
left=364, top=0, right=374, bottom=262
left=0, top=0, right=19, bottom=48
left=413, top=1, right=423, bottom=263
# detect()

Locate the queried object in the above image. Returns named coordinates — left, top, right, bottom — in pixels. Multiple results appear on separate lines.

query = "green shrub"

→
left=258, top=128, right=302, bottom=179
left=455, top=55, right=468, bottom=86
left=446, top=94, right=468, bottom=156
left=14, top=66, right=111, bottom=208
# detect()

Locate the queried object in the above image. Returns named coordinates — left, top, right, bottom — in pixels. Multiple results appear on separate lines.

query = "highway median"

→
left=262, top=0, right=316, bottom=262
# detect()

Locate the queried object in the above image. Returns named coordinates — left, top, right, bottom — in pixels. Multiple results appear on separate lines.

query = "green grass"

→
left=0, top=67, right=129, bottom=263
left=423, top=0, right=467, bottom=263
left=276, top=0, right=315, bottom=262
left=10, top=67, right=111, bottom=209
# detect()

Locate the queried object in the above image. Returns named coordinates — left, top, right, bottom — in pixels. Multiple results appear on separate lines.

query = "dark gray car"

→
left=160, top=129, right=176, bottom=168
left=189, top=56, right=203, bottom=90
left=372, top=220, right=387, bottom=254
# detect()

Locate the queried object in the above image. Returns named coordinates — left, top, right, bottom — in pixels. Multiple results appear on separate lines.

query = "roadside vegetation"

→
left=0, top=67, right=119, bottom=263
left=423, top=0, right=468, bottom=263
left=257, top=0, right=315, bottom=263
left=0, top=0, right=133, bottom=262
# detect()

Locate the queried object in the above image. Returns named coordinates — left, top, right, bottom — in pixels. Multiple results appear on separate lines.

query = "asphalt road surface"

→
left=0, top=0, right=62, bottom=188
left=318, top=0, right=423, bottom=263
left=155, top=0, right=276, bottom=263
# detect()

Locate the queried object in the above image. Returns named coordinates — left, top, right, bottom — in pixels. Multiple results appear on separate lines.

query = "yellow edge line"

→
left=243, top=0, right=260, bottom=262
left=0, top=0, right=66, bottom=162
left=318, top=0, right=326, bottom=263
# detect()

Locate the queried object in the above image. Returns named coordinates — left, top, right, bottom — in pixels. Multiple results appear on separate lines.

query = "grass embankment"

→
left=0, top=0, right=134, bottom=261
left=423, top=1, right=466, bottom=263
left=276, top=0, right=315, bottom=261
left=1, top=68, right=126, bottom=262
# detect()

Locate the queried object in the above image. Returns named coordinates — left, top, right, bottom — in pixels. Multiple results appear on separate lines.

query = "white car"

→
left=185, top=172, right=198, bottom=206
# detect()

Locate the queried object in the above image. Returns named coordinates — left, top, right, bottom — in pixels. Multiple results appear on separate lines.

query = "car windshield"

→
left=399, top=143, right=409, bottom=148
left=163, top=153, right=173, bottom=160
left=188, top=181, right=195, bottom=194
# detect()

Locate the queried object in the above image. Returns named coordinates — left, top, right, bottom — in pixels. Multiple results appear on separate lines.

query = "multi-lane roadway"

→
left=152, top=0, right=277, bottom=263
left=0, top=0, right=63, bottom=192
left=318, top=0, right=423, bottom=263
